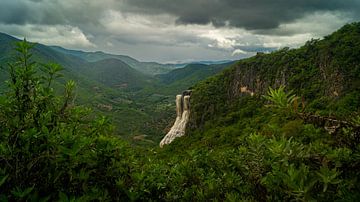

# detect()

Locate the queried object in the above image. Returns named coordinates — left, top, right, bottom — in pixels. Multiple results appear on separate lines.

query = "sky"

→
left=0, top=0, right=360, bottom=63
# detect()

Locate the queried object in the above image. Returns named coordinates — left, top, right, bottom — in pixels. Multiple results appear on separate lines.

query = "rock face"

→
left=160, top=91, right=191, bottom=147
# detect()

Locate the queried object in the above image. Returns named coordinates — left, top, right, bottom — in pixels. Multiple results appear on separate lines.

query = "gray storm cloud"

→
left=0, top=0, right=359, bottom=62
left=123, top=0, right=360, bottom=30
left=1, top=0, right=359, bottom=31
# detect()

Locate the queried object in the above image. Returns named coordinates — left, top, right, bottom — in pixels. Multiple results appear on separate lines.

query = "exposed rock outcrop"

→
left=160, top=91, right=191, bottom=147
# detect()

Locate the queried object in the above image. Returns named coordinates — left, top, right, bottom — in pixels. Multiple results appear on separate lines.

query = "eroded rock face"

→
left=160, top=92, right=191, bottom=147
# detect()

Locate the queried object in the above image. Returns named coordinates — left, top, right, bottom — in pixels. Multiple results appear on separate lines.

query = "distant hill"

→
left=164, top=60, right=234, bottom=69
left=50, top=46, right=177, bottom=76
left=0, top=33, right=160, bottom=91
left=155, top=62, right=234, bottom=94
left=0, top=33, right=16, bottom=86
left=80, top=58, right=154, bottom=91
left=158, top=62, right=234, bottom=84
left=0, top=33, right=89, bottom=92
left=0, top=32, right=16, bottom=60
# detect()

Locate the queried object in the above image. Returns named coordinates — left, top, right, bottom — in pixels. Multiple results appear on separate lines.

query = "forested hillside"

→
left=189, top=22, right=360, bottom=129
left=0, top=23, right=359, bottom=201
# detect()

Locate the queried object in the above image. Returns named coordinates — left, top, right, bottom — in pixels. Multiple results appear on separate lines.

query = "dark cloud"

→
left=123, top=0, right=360, bottom=30
left=2, top=0, right=359, bottom=31
left=0, top=1, right=32, bottom=25
left=1, top=0, right=359, bottom=31
left=0, top=0, right=108, bottom=26
left=0, top=0, right=359, bottom=62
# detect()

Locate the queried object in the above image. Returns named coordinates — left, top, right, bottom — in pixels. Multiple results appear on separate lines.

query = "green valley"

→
left=0, top=32, right=231, bottom=144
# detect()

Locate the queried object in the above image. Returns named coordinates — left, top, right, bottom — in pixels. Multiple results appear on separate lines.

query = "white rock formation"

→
left=160, top=93, right=191, bottom=147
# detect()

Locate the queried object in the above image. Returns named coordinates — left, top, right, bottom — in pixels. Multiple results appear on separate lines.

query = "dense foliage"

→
left=0, top=40, right=137, bottom=201
left=181, top=22, right=360, bottom=200
left=0, top=23, right=360, bottom=201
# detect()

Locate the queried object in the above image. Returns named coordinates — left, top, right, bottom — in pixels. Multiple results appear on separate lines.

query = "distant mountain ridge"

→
left=81, top=58, right=154, bottom=90
left=50, top=46, right=234, bottom=75
left=158, top=62, right=234, bottom=84
left=50, top=46, right=177, bottom=76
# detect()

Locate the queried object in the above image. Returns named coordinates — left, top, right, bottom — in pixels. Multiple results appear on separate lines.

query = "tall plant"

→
left=263, top=85, right=300, bottom=113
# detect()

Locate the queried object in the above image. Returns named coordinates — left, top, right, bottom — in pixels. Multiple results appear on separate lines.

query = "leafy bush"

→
left=263, top=85, right=299, bottom=113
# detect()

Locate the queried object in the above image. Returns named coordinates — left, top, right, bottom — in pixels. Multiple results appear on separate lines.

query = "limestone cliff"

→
left=160, top=91, right=191, bottom=147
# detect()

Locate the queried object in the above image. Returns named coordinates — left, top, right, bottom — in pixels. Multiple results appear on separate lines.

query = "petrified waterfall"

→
left=160, top=91, right=191, bottom=147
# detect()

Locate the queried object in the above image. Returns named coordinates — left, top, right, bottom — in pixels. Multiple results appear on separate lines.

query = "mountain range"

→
left=49, top=46, right=178, bottom=76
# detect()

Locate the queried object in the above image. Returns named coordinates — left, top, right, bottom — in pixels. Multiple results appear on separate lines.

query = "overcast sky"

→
left=1, top=0, right=359, bottom=63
